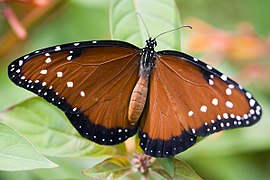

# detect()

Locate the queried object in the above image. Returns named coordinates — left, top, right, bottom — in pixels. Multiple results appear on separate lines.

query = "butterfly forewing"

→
left=139, top=50, right=262, bottom=157
left=8, top=40, right=141, bottom=145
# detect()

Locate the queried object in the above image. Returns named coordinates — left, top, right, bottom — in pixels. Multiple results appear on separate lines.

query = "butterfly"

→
left=8, top=35, right=262, bottom=158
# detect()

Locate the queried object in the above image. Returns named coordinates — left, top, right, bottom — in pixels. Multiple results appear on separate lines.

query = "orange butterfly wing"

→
left=139, top=51, right=262, bottom=157
left=8, top=41, right=141, bottom=145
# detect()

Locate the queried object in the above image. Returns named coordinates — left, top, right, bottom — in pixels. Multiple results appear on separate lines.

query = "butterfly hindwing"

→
left=8, top=40, right=142, bottom=145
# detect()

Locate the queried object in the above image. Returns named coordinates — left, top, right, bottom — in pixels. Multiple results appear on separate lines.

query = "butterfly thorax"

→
left=139, top=38, right=157, bottom=77
left=128, top=38, right=157, bottom=124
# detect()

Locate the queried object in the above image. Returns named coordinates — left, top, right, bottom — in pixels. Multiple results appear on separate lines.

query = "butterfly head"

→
left=145, top=38, right=157, bottom=50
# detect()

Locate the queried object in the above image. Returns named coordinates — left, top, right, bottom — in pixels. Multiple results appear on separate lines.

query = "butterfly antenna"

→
left=154, top=25, right=192, bottom=40
left=136, top=12, right=151, bottom=39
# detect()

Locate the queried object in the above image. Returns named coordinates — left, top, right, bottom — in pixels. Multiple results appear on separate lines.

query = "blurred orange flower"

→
left=185, top=18, right=268, bottom=63
left=228, top=22, right=266, bottom=62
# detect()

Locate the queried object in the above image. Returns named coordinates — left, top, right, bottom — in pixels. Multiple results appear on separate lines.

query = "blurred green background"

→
left=0, top=0, right=269, bottom=179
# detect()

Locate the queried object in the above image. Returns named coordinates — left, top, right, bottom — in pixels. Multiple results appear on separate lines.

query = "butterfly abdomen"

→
left=128, top=76, right=149, bottom=124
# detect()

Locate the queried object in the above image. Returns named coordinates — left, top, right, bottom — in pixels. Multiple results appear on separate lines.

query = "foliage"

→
left=0, top=122, right=57, bottom=171
left=0, top=0, right=269, bottom=179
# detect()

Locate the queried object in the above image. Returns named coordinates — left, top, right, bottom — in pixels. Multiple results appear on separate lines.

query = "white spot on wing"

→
left=212, top=98, right=218, bottom=106
left=226, top=88, right=232, bottom=95
left=246, top=92, right=252, bottom=99
left=239, top=85, right=243, bottom=89
left=206, top=65, right=213, bottom=70
left=188, top=111, right=194, bottom=117
left=57, top=72, right=63, bottom=77
left=67, top=81, right=73, bottom=87
left=67, top=55, right=72, bottom=60
left=226, top=101, right=233, bottom=108
left=19, top=60, right=23, bottom=66
left=200, top=105, right=207, bottom=112
left=220, top=122, right=224, bottom=127
left=223, top=113, right=229, bottom=119
left=80, top=91, right=85, bottom=97
left=221, top=74, right=227, bottom=81
left=74, top=43, right=80, bottom=46
left=209, top=79, right=214, bottom=85
left=55, top=46, right=61, bottom=51
left=45, top=57, right=52, bottom=63
left=40, top=69, right=47, bottom=74
left=249, top=99, right=256, bottom=107
left=228, top=84, right=234, bottom=89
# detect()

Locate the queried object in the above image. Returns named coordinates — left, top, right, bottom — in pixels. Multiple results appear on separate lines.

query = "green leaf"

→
left=0, top=122, right=57, bottom=171
left=82, top=156, right=134, bottom=179
left=110, top=0, right=182, bottom=51
left=1, top=97, right=124, bottom=158
left=150, top=168, right=172, bottom=180
left=173, top=158, right=201, bottom=180
left=152, top=158, right=197, bottom=180
left=157, top=158, right=174, bottom=177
